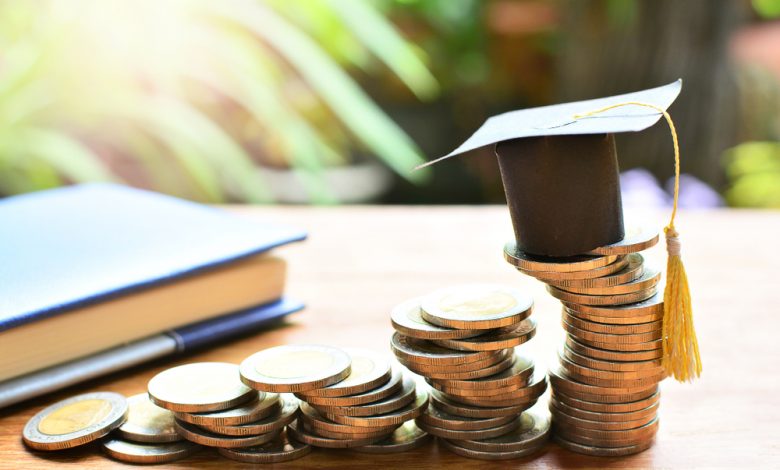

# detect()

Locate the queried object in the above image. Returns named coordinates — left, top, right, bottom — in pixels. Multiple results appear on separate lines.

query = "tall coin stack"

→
left=240, top=344, right=430, bottom=454
left=503, top=228, right=665, bottom=457
left=390, top=284, right=551, bottom=460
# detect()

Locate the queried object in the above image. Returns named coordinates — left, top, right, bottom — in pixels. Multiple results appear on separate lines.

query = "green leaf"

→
left=323, top=0, right=440, bottom=100
left=200, top=0, right=431, bottom=183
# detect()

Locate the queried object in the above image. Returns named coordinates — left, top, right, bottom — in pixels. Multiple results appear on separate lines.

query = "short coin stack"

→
left=148, top=361, right=306, bottom=464
left=504, top=227, right=665, bottom=456
left=391, top=284, right=551, bottom=460
left=239, top=344, right=430, bottom=454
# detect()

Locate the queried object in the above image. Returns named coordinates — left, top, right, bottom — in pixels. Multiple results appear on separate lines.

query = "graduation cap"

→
left=418, top=80, right=701, bottom=383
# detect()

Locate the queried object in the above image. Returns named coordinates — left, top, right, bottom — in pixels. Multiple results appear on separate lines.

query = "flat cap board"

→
left=422, top=80, right=681, bottom=166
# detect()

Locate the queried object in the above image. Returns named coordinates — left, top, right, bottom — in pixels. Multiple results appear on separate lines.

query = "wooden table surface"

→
left=1, top=206, right=779, bottom=469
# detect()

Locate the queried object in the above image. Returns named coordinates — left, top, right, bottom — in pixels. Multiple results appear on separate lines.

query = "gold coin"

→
left=550, top=402, right=655, bottom=431
left=553, top=434, right=654, bottom=456
left=398, top=349, right=511, bottom=374
left=288, top=419, right=387, bottom=448
left=558, top=352, right=665, bottom=382
left=547, top=254, right=644, bottom=289
left=550, top=396, right=659, bottom=423
left=552, top=416, right=659, bottom=443
left=175, top=392, right=280, bottom=426
left=548, top=285, right=657, bottom=306
left=563, top=309, right=661, bottom=335
left=429, top=390, right=534, bottom=418
left=299, top=402, right=397, bottom=435
left=148, top=362, right=255, bottom=413
left=519, top=256, right=630, bottom=282
left=391, top=298, right=481, bottom=339
left=552, top=390, right=660, bottom=414
left=23, top=392, right=128, bottom=451
left=240, top=345, right=352, bottom=393
left=218, top=430, right=311, bottom=463
left=416, top=416, right=519, bottom=440
left=454, top=406, right=550, bottom=452
left=420, top=284, right=533, bottom=330
left=563, top=319, right=662, bottom=346
left=173, top=419, right=279, bottom=448
left=566, top=309, right=662, bottom=325
left=563, top=291, right=664, bottom=317
left=548, top=368, right=657, bottom=403
left=298, top=368, right=403, bottom=407
left=562, top=345, right=662, bottom=372
left=101, top=437, right=200, bottom=464
left=557, top=267, right=661, bottom=296
left=504, top=242, right=620, bottom=272
left=432, top=319, right=536, bottom=351
left=198, top=396, right=298, bottom=436
left=324, top=389, right=429, bottom=428
left=300, top=348, right=391, bottom=398
left=430, top=355, right=534, bottom=390
left=117, top=393, right=180, bottom=443
left=586, top=226, right=660, bottom=255
left=391, top=332, right=497, bottom=366
left=351, top=421, right=431, bottom=454
left=302, top=420, right=396, bottom=439
left=441, top=371, right=547, bottom=406
left=440, top=437, right=546, bottom=460
left=420, top=352, right=516, bottom=381
left=566, top=336, right=662, bottom=362
left=417, top=403, right=516, bottom=431
left=312, top=377, right=416, bottom=417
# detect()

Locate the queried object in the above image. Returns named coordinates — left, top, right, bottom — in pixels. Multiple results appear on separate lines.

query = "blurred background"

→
left=0, top=0, right=778, bottom=207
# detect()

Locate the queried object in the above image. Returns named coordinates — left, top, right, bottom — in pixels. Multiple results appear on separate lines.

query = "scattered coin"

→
left=23, top=392, right=128, bottom=451
left=217, top=430, right=311, bottom=463
left=351, top=421, right=430, bottom=454
left=148, top=362, right=254, bottom=413
left=391, top=298, right=481, bottom=339
left=117, top=393, right=180, bottom=443
left=101, top=437, right=200, bottom=464
left=175, top=392, right=280, bottom=426
left=420, top=284, right=533, bottom=330
left=240, top=345, right=352, bottom=393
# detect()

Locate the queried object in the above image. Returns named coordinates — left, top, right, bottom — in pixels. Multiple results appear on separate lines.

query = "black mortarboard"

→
left=420, top=80, right=682, bottom=257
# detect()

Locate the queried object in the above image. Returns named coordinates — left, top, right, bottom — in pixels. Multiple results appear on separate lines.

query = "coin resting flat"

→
left=420, top=284, right=533, bottom=330
left=148, top=362, right=254, bottom=413
left=240, top=345, right=352, bottom=392
left=23, top=392, right=128, bottom=451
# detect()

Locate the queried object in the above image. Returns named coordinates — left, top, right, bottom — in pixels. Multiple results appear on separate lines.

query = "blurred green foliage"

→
left=0, top=0, right=437, bottom=202
left=753, top=0, right=780, bottom=18
left=724, top=142, right=780, bottom=208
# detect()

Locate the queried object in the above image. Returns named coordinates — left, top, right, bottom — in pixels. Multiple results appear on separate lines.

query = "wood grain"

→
left=1, top=206, right=778, bottom=469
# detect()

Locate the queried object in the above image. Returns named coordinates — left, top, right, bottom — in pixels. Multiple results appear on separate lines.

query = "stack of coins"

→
left=148, top=361, right=309, bottom=464
left=239, top=344, right=430, bottom=453
left=504, top=227, right=665, bottom=456
left=390, top=284, right=551, bottom=460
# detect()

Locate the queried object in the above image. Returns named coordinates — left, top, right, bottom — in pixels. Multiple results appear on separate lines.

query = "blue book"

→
left=0, top=184, right=306, bottom=386
left=0, top=298, right=304, bottom=408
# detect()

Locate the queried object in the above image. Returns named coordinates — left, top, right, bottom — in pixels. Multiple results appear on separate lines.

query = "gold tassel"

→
left=574, top=101, right=701, bottom=382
